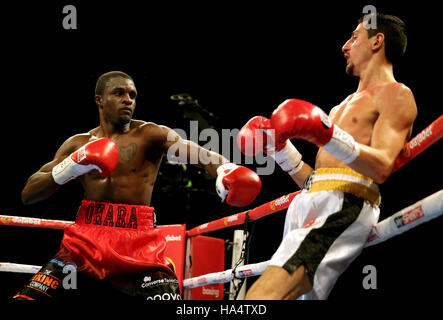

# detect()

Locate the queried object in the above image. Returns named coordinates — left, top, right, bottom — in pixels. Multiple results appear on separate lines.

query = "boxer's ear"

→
left=94, top=95, right=103, bottom=108
left=372, top=33, right=384, bottom=51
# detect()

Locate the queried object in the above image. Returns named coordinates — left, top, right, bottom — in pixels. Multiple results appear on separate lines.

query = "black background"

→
left=0, top=0, right=442, bottom=303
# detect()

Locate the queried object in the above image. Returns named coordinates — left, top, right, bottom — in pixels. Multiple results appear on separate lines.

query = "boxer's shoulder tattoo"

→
left=119, top=143, right=138, bottom=163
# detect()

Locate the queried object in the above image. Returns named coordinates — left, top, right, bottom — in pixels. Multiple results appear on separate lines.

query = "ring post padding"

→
left=229, top=229, right=247, bottom=300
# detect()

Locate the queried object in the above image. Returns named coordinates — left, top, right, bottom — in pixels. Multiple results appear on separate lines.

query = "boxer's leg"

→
left=13, top=259, right=68, bottom=300
left=245, top=265, right=312, bottom=300
left=110, top=267, right=181, bottom=301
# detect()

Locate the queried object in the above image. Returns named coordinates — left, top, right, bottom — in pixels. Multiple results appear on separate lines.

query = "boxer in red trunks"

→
left=14, top=71, right=261, bottom=301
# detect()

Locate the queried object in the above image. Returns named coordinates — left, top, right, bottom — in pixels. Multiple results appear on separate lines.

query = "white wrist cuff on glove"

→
left=271, top=140, right=304, bottom=175
left=323, top=125, right=360, bottom=164
left=52, top=156, right=98, bottom=185
left=216, top=162, right=237, bottom=176
left=215, top=162, right=237, bottom=200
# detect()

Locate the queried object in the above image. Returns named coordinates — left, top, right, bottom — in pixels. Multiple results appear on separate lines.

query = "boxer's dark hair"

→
left=95, top=71, right=134, bottom=96
left=358, top=13, right=407, bottom=65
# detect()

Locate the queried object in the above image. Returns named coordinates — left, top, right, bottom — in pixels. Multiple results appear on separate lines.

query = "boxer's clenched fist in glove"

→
left=237, top=116, right=304, bottom=175
left=52, top=138, right=119, bottom=185
left=215, top=163, right=261, bottom=207
left=270, top=99, right=360, bottom=164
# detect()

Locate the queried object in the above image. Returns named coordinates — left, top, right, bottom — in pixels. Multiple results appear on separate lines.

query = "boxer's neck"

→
left=99, top=118, right=132, bottom=136
left=356, top=60, right=395, bottom=92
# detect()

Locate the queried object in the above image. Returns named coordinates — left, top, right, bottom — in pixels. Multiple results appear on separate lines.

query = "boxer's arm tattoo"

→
left=118, top=143, right=138, bottom=163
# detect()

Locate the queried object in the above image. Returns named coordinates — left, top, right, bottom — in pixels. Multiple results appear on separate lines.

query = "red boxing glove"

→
left=237, top=116, right=304, bottom=175
left=270, top=99, right=360, bottom=164
left=237, top=116, right=273, bottom=157
left=215, top=163, right=261, bottom=207
left=270, top=99, right=334, bottom=147
left=238, top=115, right=294, bottom=157
left=52, top=138, right=119, bottom=185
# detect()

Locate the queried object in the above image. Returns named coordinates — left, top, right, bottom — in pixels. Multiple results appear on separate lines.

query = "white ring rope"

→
left=365, top=189, right=443, bottom=247
left=0, top=263, right=42, bottom=274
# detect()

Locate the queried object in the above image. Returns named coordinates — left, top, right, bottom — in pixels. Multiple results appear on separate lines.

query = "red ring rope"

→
left=392, top=115, right=443, bottom=172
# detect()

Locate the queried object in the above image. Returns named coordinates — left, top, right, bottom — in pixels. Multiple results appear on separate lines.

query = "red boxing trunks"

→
left=14, top=200, right=180, bottom=301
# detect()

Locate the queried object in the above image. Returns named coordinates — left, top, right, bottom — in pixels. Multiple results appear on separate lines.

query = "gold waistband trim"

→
left=308, top=168, right=381, bottom=206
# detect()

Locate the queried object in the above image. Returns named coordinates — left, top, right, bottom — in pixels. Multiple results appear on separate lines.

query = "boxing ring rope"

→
left=392, top=115, right=443, bottom=173
left=1, top=115, right=442, bottom=292
left=0, top=215, right=73, bottom=230
left=186, top=191, right=300, bottom=237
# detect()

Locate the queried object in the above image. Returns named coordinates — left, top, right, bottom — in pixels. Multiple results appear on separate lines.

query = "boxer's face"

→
left=97, top=77, right=137, bottom=126
left=342, top=22, right=373, bottom=77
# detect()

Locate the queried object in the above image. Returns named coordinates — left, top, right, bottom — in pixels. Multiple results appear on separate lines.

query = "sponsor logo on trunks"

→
left=50, top=259, right=66, bottom=268
left=27, top=272, right=60, bottom=296
left=141, top=276, right=179, bottom=289
left=142, top=276, right=181, bottom=300
left=270, top=194, right=290, bottom=211
left=146, top=292, right=181, bottom=300
left=84, top=203, right=138, bottom=229
left=394, top=205, right=425, bottom=228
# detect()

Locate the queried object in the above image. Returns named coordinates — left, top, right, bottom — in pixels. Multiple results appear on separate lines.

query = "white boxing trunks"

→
left=269, top=167, right=381, bottom=300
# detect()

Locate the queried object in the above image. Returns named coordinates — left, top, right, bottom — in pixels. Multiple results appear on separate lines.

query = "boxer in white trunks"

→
left=238, top=13, right=417, bottom=299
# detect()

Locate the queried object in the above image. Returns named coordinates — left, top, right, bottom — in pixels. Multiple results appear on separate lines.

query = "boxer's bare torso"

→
left=21, top=120, right=176, bottom=206
left=315, top=81, right=417, bottom=181
left=23, top=120, right=223, bottom=206
left=59, top=121, right=169, bottom=205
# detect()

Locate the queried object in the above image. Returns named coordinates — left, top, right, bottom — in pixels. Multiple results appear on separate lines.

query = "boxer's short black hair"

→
left=95, top=71, right=134, bottom=96
left=358, top=13, right=407, bottom=65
